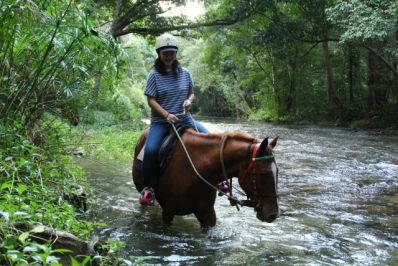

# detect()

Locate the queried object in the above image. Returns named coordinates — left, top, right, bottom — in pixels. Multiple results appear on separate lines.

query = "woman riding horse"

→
left=139, top=33, right=210, bottom=205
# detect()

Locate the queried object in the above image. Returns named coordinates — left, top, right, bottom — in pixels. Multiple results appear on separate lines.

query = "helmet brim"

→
left=158, top=46, right=178, bottom=53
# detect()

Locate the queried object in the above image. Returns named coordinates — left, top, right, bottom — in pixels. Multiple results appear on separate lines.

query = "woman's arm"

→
left=183, top=87, right=195, bottom=109
left=147, top=96, right=178, bottom=123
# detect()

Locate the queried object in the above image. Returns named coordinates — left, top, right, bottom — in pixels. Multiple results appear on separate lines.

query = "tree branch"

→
left=111, top=0, right=162, bottom=36
left=364, top=45, right=398, bottom=79
left=115, top=19, right=239, bottom=37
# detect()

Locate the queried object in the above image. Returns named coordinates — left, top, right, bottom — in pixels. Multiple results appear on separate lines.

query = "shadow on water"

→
left=78, top=120, right=398, bottom=265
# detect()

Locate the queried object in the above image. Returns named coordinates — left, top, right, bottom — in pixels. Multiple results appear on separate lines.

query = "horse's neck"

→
left=183, top=132, right=250, bottom=182
left=222, top=138, right=251, bottom=176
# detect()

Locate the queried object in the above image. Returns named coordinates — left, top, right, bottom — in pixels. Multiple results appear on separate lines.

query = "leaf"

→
left=31, top=225, right=46, bottom=233
left=19, top=232, right=30, bottom=243
left=71, top=257, right=81, bottom=266
left=52, top=248, right=74, bottom=254
left=5, top=156, right=13, bottom=161
left=17, top=184, right=28, bottom=195
left=0, top=211, right=9, bottom=221
left=23, top=245, right=38, bottom=253
left=13, top=211, right=29, bottom=216
left=46, top=255, right=60, bottom=263
left=1, top=182, right=12, bottom=190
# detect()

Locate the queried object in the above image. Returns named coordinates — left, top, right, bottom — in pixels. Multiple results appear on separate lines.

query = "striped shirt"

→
left=144, top=67, right=193, bottom=123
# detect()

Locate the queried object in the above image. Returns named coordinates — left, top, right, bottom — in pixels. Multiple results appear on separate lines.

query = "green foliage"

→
left=78, top=35, right=151, bottom=126
left=72, top=124, right=144, bottom=163
left=0, top=240, right=72, bottom=265
left=196, top=2, right=331, bottom=119
left=0, top=0, right=120, bottom=142
left=0, top=134, right=95, bottom=265
left=327, top=0, right=398, bottom=44
left=187, top=0, right=398, bottom=126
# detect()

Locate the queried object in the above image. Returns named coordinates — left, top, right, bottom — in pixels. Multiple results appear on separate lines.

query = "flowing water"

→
left=78, top=120, right=398, bottom=265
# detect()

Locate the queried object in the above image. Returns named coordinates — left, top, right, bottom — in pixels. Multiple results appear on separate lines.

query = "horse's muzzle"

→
left=255, top=203, right=279, bottom=223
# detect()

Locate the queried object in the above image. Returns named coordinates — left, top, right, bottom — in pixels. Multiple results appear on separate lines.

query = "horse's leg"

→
left=194, top=207, right=216, bottom=230
left=162, top=208, right=174, bottom=226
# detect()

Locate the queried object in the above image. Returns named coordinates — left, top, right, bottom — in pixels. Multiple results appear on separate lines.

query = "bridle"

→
left=220, top=136, right=279, bottom=208
left=238, top=142, right=279, bottom=199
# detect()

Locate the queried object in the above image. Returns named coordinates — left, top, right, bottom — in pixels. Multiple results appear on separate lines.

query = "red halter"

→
left=239, top=143, right=260, bottom=200
left=238, top=143, right=276, bottom=201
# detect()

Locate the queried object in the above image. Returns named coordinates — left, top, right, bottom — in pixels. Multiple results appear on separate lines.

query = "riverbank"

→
left=195, top=113, right=398, bottom=133
left=71, top=123, right=144, bottom=164
left=0, top=134, right=99, bottom=265
left=0, top=122, right=145, bottom=265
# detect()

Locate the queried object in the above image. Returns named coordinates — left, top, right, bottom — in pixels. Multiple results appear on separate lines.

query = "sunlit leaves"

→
left=0, top=0, right=120, bottom=138
left=327, top=0, right=398, bottom=44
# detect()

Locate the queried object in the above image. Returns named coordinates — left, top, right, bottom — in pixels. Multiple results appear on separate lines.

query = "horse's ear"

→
left=258, top=137, right=268, bottom=154
left=270, top=136, right=279, bottom=148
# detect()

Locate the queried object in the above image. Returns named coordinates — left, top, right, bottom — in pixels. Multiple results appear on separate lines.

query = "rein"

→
left=171, top=122, right=278, bottom=211
left=170, top=123, right=243, bottom=207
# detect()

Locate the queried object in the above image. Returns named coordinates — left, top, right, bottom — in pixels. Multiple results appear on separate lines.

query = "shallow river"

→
left=78, top=120, right=398, bottom=265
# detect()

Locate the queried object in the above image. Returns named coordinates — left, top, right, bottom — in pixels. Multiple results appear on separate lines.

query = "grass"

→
left=72, top=122, right=145, bottom=163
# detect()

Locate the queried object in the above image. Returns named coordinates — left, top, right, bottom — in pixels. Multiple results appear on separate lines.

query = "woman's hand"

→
left=166, top=113, right=179, bottom=123
left=183, top=99, right=192, bottom=110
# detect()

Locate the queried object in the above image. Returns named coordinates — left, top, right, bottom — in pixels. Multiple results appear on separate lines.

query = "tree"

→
left=327, top=0, right=398, bottom=115
left=102, top=0, right=270, bottom=37
left=0, top=0, right=118, bottom=144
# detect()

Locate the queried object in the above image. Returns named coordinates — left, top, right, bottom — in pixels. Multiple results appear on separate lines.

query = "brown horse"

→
left=132, top=127, right=279, bottom=229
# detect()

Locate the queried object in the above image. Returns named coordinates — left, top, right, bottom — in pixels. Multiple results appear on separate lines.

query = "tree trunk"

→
left=94, top=72, right=101, bottom=98
left=322, top=37, right=338, bottom=109
left=394, top=28, right=398, bottom=117
left=231, top=71, right=250, bottom=118
left=393, top=60, right=398, bottom=114
left=286, top=58, right=296, bottom=111
left=347, top=45, right=354, bottom=102
left=266, top=48, right=281, bottom=113
left=366, top=48, right=389, bottom=113
left=111, top=0, right=123, bottom=37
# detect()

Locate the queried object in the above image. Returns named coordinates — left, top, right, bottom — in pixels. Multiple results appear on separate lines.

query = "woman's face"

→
left=159, top=50, right=177, bottom=68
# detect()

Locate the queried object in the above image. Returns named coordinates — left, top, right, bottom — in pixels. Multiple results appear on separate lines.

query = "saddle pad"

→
left=158, top=125, right=189, bottom=174
left=136, top=125, right=190, bottom=166
left=137, top=144, right=145, bottom=161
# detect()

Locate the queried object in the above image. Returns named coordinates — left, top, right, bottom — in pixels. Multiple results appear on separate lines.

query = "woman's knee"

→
left=195, top=121, right=209, bottom=133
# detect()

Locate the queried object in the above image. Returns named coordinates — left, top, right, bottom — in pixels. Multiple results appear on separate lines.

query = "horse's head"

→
left=238, top=137, right=279, bottom=223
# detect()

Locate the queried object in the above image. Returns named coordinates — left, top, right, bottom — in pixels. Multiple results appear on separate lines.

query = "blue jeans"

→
left=142, top=117, right=209, bottom=187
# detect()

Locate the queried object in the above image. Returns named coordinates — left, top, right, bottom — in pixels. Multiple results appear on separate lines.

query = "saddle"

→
left=137, top=124, right=190, bottom=176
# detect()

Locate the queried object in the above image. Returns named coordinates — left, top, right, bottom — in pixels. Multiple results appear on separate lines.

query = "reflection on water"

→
left=78, top=121, right=398, bottom=265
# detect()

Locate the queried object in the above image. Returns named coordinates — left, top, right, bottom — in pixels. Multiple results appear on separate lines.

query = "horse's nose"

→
left=265, top=213, right=278, bottom=223
left=254, top=204, right=261, bottom=213
left=256, top=203, right=279, bottom=223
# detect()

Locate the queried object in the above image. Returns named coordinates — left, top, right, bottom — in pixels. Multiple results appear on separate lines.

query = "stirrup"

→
left=139, top=187, right=155, bottom=206
left=217, top=180, right=229, bottom=194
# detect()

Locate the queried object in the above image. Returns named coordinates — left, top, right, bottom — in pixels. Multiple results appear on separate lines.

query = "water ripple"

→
left=78, top=122, right=398, bottom=265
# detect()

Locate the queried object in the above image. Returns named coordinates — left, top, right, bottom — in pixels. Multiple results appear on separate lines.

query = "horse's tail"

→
left=132, top=129, right=149, bottom=192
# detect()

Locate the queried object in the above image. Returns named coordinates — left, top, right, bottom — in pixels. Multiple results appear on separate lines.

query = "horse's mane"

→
left=187, top=129, right=260, bottom=143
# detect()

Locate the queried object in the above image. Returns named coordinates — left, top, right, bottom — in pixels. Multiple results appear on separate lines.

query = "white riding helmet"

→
left=155, top=33, right=179, bottom=53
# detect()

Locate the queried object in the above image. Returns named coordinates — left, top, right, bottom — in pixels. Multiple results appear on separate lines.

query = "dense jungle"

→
left=1, top=0, right=397, bottom=265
